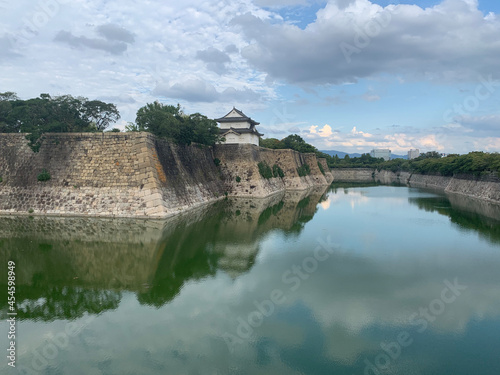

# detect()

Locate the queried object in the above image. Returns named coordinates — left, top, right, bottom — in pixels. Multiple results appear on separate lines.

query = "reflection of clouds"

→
left=12, top=245, right=500, bottom=374
left=323, top=187, right=371, bottom=210
left=319, top=198, right=331, bottom=210
left=5, top=187, right=500, bottom=374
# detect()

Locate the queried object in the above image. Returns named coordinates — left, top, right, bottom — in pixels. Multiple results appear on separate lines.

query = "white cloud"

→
left=362, top=91, right=380, bottom=102
left=0, top=0, right=499, bottom=154
left=0, top=0, right=273, bottom=122
left=153, top=78, right=261, bottom=103
left=309, top=124, right=334, bottom=137
left=235, top=0, right=500, bottom=84
left=350, top=126, right=372, bottom=138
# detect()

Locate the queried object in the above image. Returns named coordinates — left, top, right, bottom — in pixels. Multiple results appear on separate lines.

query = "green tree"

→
left=282, top=134, right=317, bottom=153
left=260, top=137, right=284, bottom=149
left=416, top=151, right=442, bottom=160
left=0, top=92, right=19, bottom=132
left=125, top=122, right=140, bottom=132
left=189, top=113, right=221, bottom=146
left=135, top=102, right=183, bottom=138
left=0, top=93, right=120, bottom=151
left=83, top=100, right=120, bottom=131
left=135, top=102, right=221, bottom=146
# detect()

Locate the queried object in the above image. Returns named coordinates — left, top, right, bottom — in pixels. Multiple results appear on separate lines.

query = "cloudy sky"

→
left=1, top=0, right=499, bottom=153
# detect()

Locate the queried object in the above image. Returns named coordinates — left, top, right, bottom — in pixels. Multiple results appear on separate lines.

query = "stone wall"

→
left=0, top=133, right=224, bottom=217
left=318, top=158, right=334, bottom=184
left=214, top=144, right=331, bottom=197
left=331, top=168, right=374, bottom=182
left=0, top=134, right=333, bottom=217
left=332, top=167, right=500, bottom=204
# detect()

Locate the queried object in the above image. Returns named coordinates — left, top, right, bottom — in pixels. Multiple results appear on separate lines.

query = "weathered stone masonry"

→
left=214, top=144, right=333, bottom=197
left=0, top=133, right=333, bottom=217
left=0, top=133, right=225, bottom=217
left=331, top=168, right=500, bottom=204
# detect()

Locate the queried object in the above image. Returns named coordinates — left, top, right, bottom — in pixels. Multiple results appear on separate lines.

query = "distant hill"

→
left=319, top=150, right=360, bottom=158
left=320, top=150, right=408, bottom=160
left=391, top=154, right=408, bottom=160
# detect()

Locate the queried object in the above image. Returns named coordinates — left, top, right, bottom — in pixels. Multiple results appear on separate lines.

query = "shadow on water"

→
left=0, top=186, right=329, bottom=319
left=408, top=192, right=500, bottom=244
left=137, top=187, right=328, bottom=307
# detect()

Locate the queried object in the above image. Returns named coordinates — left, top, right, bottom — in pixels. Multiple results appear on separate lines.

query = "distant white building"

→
left=408, top=149, right=420, bottom=160
left=370, top=148, right=391, bottom=161
left=215, top=108, right=263, bottom=146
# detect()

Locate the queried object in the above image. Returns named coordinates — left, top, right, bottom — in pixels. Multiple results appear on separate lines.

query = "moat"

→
left=1, top=184, right=500, bottom=374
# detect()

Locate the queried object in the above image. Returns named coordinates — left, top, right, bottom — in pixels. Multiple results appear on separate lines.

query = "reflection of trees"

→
left=6, top=287, right=120, bottom=322
left=288, top=197, right=315, bottom=234
left=136, top=208, right=224, bottom=307
left=258, top=201, right=284, bottom=225
left=138, top=188, right=329, bottom=307
left=409, top=196, right=500, bottom=244
left=0, top=278, right=121, bottom=322
left=0, top=186, right=330, bottom=315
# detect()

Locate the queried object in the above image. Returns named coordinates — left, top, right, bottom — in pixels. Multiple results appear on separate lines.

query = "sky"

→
left=1, top=0, right=499, bottom=154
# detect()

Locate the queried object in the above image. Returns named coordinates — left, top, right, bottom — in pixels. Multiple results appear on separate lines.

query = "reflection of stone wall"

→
left=446, top=193, right=500, bottom=221
left=332, top=167, right=500, bottom=204
left=214, top=144, right=330, bottom=197
left=0, top=216, right=169, bottom=290
left=0, top=216, right=167, bottom=244
left=0, top=186, right=329, bottom=315
left=214, top=186, right=328, bottom=277
left=221, top=186, right=326, bottom=240
left=0, top=186, right=329, bottom=293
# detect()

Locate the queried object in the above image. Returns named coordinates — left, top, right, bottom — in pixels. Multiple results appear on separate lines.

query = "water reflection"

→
left=0, top=187, right=329, bottom=317
left=1, top=185, right=500, bottom=374
left=409, top=193, right=500, bottom=244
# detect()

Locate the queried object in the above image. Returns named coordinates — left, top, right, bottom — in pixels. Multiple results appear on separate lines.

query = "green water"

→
left=1, top=185, right=500, bottom=375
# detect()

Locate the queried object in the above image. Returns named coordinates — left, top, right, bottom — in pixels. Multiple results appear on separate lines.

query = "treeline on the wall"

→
left=126, top=102, right=222, bottom=146
left=379, top=152, right=500, bottom=177
left=260, top=135, right=500, bottom=177
left=0, top=92, right=120, bottom=151
left=329, top=150, right=500, bottom=177
left=0, top=93, right=221, bottom=150
left=260, top=134, right=335, bottom=161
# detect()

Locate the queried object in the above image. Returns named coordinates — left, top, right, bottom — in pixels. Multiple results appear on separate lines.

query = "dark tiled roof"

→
left=215, top=107, right=260, bottom=126
left=220, top=127, right=263, bottom=137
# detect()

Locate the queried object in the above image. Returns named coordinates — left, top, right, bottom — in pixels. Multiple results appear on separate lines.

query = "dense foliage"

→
left=134, top=102, right=222, bottom=146
left=260, top=134, right=318, bottom=154
left=37, top=169, right=51, bottom=182
left=0, top=92, right=120, bottom=151
left=272, top=164, right=285, bottom=178
left=259, top=133, right=500, bottom=177
left=260, top=134, right=333, bottom=166
left=297, top=163, right=311, bottom=177
left=335, top=150, right=500, bottom=177
left=317, top=161, right=325, bottom=175
left=257, top=162, right=285, bottom=179
left=383, top=152, right=500, bottom=176
left=258, top=161, right=273, bottom=179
